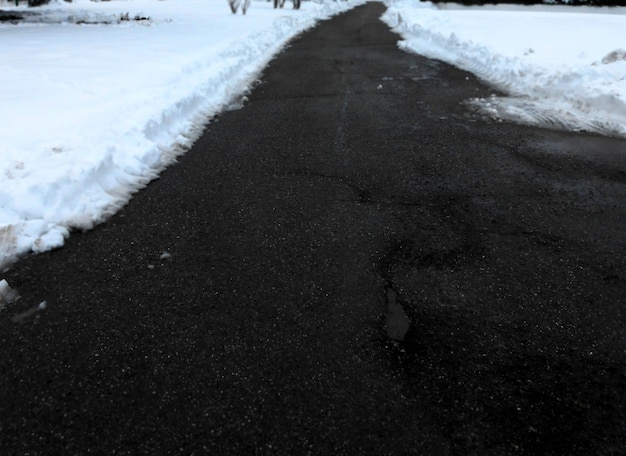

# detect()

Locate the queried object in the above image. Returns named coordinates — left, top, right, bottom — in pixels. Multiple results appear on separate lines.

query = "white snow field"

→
left=1, top=0, right=625, bottom=272
left=0, top=0, right=367, bottom=270
left=382, top=0, right=626, bottom=137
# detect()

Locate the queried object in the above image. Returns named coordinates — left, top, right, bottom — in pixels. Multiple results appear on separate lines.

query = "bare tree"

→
left=274, top=0, right=300, bottom=8
left=228, top=0, right=251, bottom=14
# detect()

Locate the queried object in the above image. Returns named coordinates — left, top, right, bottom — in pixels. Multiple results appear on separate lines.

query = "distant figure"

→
left=228, top=0, right=251, bottom=14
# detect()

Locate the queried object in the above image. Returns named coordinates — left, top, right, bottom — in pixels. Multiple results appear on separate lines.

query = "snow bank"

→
left=382, top=0, right=626, bottom=138
left=0, top=0, right=366, bottom=270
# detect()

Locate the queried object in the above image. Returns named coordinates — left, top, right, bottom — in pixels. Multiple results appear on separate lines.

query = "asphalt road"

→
left=2, top=3, right=626, bottom=455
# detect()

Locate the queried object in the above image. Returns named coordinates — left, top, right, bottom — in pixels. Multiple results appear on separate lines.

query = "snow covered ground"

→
left=1, top=0, right=625, bottom=271
left=382, top=0, right=626, bottom=138
left=0, top=0, right=367, bottom=270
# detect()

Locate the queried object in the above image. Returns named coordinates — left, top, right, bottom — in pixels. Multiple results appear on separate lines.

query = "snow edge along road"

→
left=0, top=0, right=369, bottom=272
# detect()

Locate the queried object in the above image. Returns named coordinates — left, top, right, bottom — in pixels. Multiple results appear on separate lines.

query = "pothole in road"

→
left=385, top=287, right=410, bottom=342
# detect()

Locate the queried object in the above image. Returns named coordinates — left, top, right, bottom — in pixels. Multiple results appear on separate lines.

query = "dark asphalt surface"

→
left=2, top=3, right=626, bottom=455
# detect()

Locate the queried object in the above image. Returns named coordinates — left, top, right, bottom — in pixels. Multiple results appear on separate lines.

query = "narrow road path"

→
left=2, top=3, right=625, bottom=455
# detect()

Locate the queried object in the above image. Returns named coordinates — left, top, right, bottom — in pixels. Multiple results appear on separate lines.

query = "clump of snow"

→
left=601, top=49, right=626, bottom=65
left=0, top=0, right=367, bottom=270
left=0, top=279, right=20, bottom=311
left=382, top=0, right=626, bottom=138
